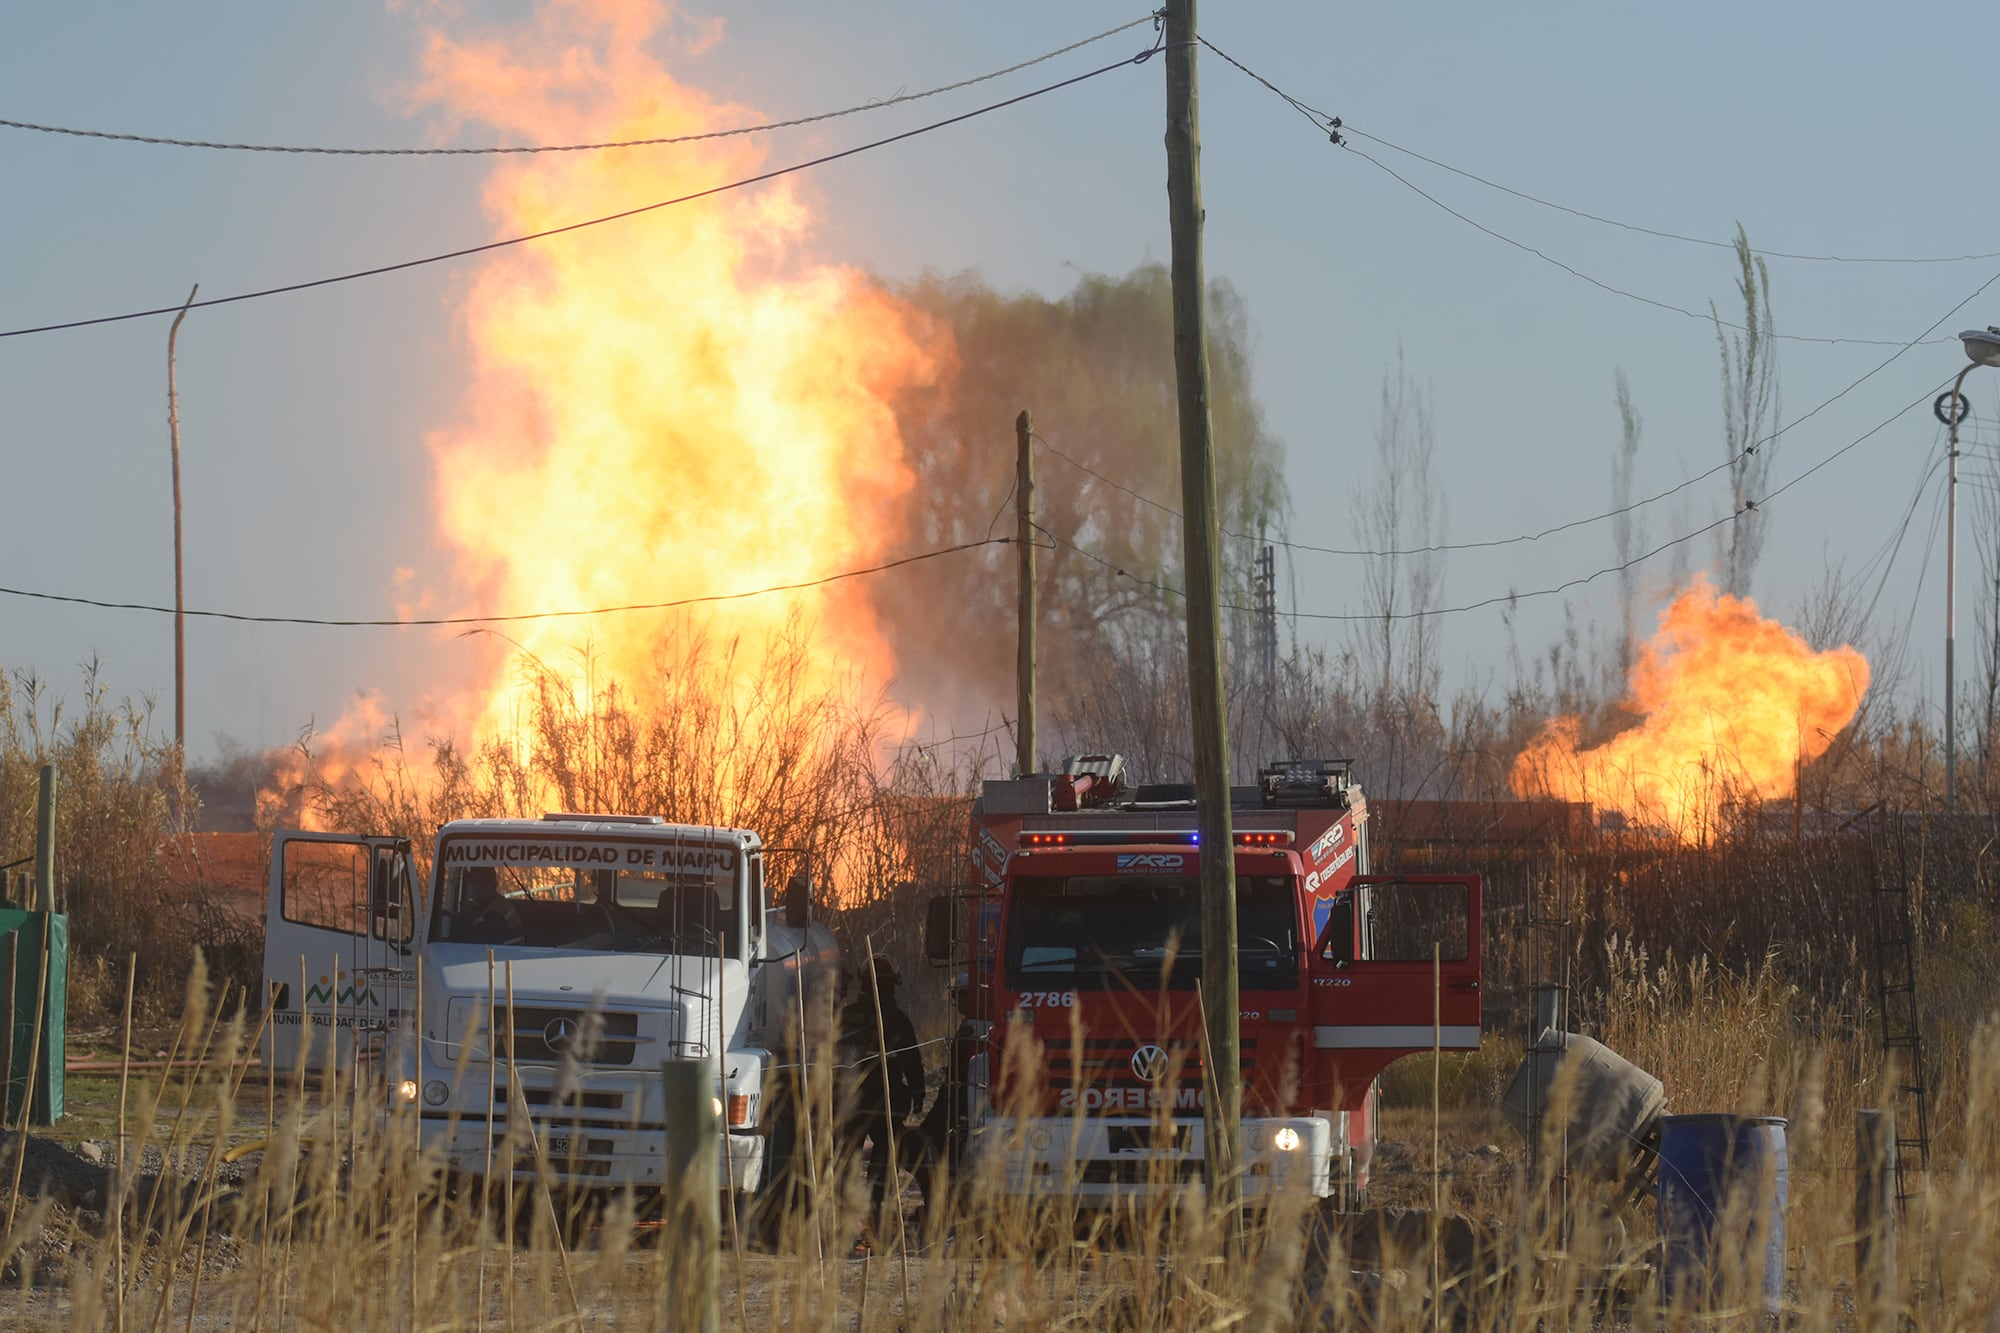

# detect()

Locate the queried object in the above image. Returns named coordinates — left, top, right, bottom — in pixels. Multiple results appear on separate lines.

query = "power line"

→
left=1341, top=127, right=2000, bottom=268
left=1295, top=381, right=1946, bottom=622
left=1197, top=36, right=1950, bottom=349
left=1037, top=380, right=1945, bottom=624
left=1896, top=466, right=1950, bottom=651
left=0, top=39, right=1160, bottom=340
left=1853, top=446, right=1944, bottom=634
left=0, top=536, right=1033, bottom=628
left=1873, top=454, right=1947, bottom=645
left=1031, top=252, right=1971, bottom=562
left=1029, top=226, right=2000, bottom=562
left=1342, top=145, right=1941, bottom=349
left=1192, top=35, right=2000, bottom=268
left=0, top=15, right=1157, bottom=157
left=1031, top=424, right=1738, bottom=562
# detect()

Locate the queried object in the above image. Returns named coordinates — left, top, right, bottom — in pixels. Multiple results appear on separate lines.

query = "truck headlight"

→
left=1273, top=1127, right=1301, bottom=1153
left=422, top=1080, right=450, bottom=1107
left=394, top=1079, right=420, bottom=1105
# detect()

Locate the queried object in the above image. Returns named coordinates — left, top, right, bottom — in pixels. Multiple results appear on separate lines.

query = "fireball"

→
left=1510, top=577, right=1869, bottom=840
left=411, top=0, right=942, bottom=757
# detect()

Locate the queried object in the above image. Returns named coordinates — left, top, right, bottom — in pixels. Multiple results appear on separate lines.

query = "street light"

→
left=1942, top=327, right=2000, bottom=813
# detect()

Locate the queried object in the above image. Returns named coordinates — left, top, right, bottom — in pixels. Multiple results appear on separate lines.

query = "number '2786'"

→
left=1018, top=991, right=1075, bottom=1008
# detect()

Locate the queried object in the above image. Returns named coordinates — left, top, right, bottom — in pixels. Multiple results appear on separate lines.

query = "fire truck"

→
left=259, top=813, right=837, bottom=1204
left=925, top=756, right=1481, bottom=1207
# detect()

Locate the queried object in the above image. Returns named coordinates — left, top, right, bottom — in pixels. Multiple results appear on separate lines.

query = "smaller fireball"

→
left=1510, top=577, right=1868, bottom=840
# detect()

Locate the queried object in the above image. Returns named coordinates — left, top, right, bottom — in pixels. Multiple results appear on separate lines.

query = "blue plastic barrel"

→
left=1657, top=1114, right=1787, bottom=1312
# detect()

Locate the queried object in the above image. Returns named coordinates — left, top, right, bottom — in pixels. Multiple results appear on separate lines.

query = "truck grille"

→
left=500, top=1006, right=644, bottom=1066
left=1046, top=1038, right=1257, bottom=1090
left=1077, top=1158, right=1202, bottom=1186
left=446, top=999, right=659, bottom=1067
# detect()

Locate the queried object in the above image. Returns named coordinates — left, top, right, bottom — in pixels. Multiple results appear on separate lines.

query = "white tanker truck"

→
left=260, top=812, right=839, bottom=1208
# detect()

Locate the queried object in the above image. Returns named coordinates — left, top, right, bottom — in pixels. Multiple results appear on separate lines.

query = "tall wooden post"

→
left=167, top=285, right=198, bottom=776
left=1856, top=1108, right=1897, bottom=1332
left=1016, top=409, right=1038, bottom=777
left=662, top=1058, right=719, bottom=1333
left=1163, top=0, right=1241, bottom=1217
left=33, top=765, right=56, bottom=915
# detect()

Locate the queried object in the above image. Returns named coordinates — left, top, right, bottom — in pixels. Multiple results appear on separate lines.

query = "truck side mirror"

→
left=1317, top=896, right=1356, bottom=968
left=784, top=874, right=812, bottom=929
left=924, top=896, right=953, bottom=966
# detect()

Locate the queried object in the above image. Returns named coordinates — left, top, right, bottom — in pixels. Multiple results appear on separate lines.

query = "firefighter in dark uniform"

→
left=839, top=953, right=926, bottom=1246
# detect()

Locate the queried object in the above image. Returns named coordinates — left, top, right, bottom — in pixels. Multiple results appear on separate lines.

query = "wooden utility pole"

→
left=167, top=284, right=198, bottom=776
left=1162, top=0, right=1242, bottom=1216
left=1016, top=409, right=1038, bottom=777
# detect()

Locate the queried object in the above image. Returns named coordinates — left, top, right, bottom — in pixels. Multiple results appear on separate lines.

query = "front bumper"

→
left=972, top=1114, right=1334, bottom=1204
left=405, top=1049, right=768, bottom=1192
left=417, top=1106, right=766, bottom=1191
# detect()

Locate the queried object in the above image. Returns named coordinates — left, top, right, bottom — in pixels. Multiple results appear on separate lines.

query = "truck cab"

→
left=261, top=813, right=837, bottom=1199
left=931, top=756, right=1480, bottom=1207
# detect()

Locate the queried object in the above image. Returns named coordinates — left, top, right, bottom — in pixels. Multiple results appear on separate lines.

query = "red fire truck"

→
left=925, top=755, right=1481, bottom=1207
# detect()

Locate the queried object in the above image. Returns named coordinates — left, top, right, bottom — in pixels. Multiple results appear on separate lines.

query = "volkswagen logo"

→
left=1130, top=1044, right=1170, bottom=1082
left=543, top=1016, right=579, bottom=1054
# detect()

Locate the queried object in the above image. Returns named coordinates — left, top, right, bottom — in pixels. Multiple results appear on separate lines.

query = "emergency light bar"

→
left=1019, top=830, right=1294, bottom=848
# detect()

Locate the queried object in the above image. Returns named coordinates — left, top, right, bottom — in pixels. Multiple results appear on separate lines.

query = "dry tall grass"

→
left=9, top=615, right=2000, bottom=1324
left=0, top=952, right=1992, bottom=1329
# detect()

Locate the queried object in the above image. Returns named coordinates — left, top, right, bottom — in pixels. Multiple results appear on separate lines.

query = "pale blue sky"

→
left=4, top=2, right=1997, bottom=761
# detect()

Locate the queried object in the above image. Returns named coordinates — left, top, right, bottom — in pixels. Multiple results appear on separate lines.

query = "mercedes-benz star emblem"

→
left=1130, top=1044, right=1169, bottom=1082
left=543, top=1016, right=578, bottom=1054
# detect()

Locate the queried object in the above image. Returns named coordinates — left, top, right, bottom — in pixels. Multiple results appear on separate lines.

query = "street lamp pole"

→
left=1944, top=326, right=2000, bottom=814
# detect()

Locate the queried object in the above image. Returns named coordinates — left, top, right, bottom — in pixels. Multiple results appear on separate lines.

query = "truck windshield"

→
left=430, top=838, right=741, bottom=955
left=1004, top=873, right=1300, bottom=990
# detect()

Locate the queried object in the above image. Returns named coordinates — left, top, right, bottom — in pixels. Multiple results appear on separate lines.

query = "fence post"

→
left=1856, top=1108, right=1897, bottom=1332
left=662, top=1057, right=719, bottom=1333
left=33, top=766, right=56, bottom=915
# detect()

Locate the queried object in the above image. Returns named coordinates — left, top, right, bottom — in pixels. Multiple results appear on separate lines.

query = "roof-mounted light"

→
left=1233, top=831, right=1294, bottom=846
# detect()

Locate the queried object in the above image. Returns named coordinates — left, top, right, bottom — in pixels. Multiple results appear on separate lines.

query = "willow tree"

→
left=878, top=264, right=1287, bottom=766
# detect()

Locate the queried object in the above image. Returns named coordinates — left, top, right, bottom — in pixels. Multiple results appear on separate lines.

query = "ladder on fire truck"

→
left=1870, top=858, right=1930, bottom=1203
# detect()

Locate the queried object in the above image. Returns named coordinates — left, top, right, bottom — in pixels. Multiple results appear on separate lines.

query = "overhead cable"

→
left=0, top=536, right=1036, bottom=628
left=1034, top=250, right=2000, bottom=560
left=0, top=37, right=1160, bottom=340
left=1341, top=127, right=2000, bottom=268
left=1038, top=381, right=1945, bottom=623
left=1341, top=146, right=1940, bottom=348
left=1192, top=35, right=2000, bottom=268
left=0, top=14, right=1157, bottom=157
left=1196, top=36, right=1950, bottom=348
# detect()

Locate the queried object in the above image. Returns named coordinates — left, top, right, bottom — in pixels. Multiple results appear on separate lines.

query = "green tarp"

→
left=0, top=912, right=66, bottom=1125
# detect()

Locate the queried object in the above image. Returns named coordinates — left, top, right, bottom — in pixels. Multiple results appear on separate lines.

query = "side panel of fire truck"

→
left=1307, top=873, right=1483, bottom=1083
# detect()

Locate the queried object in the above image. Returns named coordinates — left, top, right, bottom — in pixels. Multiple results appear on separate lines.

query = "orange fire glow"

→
left=1509, top=577, right=1869, bottom=840
left=410, top=0, right=941, bottom=756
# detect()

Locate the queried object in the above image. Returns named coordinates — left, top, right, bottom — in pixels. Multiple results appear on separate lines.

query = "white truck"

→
left=261, top=812, right=839, bottom=1202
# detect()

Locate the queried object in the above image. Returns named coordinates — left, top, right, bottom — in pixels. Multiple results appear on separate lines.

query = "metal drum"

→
left=1656, top=1114, right=1787, bottom=1313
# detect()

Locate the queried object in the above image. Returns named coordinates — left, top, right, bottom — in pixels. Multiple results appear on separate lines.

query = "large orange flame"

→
left=410, top=0, right=941, bottom=755
left=1509, top=577, right=1869, bottom=840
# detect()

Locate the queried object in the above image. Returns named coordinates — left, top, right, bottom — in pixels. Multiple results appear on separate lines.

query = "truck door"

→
left=262, top=832, right=419, bottom=1074
left=1309, top=874, right=1481, bottom=1070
